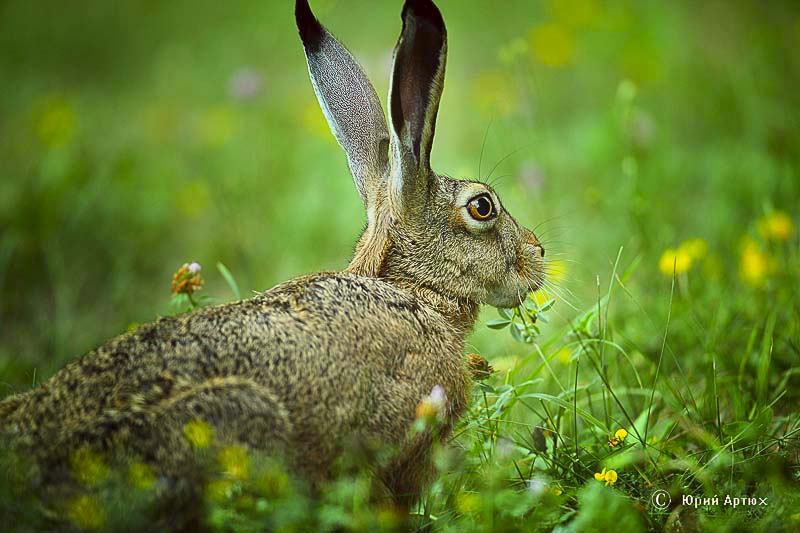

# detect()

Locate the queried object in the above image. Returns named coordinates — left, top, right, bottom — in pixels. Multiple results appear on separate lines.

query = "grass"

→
left=1, top=0, right=800, bottom=530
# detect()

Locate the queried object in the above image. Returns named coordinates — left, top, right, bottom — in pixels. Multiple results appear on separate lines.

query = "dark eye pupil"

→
left=467, top=194, right=495, bottom=221
left=475, top=197, right=491, bottom=216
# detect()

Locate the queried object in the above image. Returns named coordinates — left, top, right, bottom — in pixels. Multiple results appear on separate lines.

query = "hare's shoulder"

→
left=256, top=271, right=460, bottom=344
left=261, top=271, right=435, bottom=317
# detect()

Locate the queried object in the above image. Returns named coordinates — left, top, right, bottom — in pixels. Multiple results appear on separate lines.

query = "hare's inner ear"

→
left=296, top=0, right=390, bottom=215
left=388, top=0, right=447, bottom=212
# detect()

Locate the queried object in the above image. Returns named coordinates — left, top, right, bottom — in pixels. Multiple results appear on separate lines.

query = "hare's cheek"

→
left=512, top=247, right=531, bottom=277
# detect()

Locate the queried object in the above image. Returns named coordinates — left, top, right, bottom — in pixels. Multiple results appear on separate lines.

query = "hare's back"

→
left=6, top=272, right=467, bottom=459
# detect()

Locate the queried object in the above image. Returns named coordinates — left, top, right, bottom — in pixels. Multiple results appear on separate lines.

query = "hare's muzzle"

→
left=516, top=232, right=546, bottom=290
left=525, top=234, right=545, bottom=261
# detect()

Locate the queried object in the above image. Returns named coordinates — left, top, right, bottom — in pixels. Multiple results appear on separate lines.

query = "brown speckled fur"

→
left=0, top=0, right=545, bottom=512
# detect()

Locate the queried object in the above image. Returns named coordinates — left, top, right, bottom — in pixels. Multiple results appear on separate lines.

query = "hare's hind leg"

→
left=378, top=433, right=435, bottom=512
left=37, top=376, right=293, bottom=473
left=126, top=377, right=296, bottom=527
left=15, top=377, right=293, bottom=529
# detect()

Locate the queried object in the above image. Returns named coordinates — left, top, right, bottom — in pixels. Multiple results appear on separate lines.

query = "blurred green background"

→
left=1, top=0, right=798, bottom=386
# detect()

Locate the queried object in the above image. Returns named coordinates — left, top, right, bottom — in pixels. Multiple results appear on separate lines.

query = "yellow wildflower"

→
left=71, top=447, right=109, bottom=487
left=529, top=22, right=575, bottom=67
left=206, top=479, right=234, bottom=502
left=129, top=462, right=157, bottom=490
left=594, top=467, right=618, bottom=486
left=758, top=211, right=794, bottom=241
left=68, top=495, right=105, bottom=529
left=183, top=418, right=214, bottom=449
left=415, top=401, right=437, bottom=420
left=740, top=237, right=770, bottom=286
left=533, top=289, right=552, bottom=306
left=415, top=385, right=447, bottom=421
left=219, top=445, right=250, bottom=481
left=658, top=248, right=692, bottom=276
left=658, top=238, right=707, bottom=277
left=609, top=428, right=628, bottom=447
left=455, top=491, right=481, bottom=514
left=679, top=238, right=708, bottom=260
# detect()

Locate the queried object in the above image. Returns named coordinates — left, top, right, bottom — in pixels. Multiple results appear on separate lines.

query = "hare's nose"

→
left=525, top=234, right=544, bottom=258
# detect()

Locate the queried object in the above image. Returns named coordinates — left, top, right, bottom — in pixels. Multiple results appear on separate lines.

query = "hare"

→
left=0, top=0, right=545, bottom=513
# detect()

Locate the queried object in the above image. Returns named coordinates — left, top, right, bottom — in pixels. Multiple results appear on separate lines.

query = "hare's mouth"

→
left=514, top=259, right=546, bottom=294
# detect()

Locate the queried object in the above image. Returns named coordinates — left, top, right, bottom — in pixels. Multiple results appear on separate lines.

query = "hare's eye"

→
left=467, top=194, right=495, bottom=221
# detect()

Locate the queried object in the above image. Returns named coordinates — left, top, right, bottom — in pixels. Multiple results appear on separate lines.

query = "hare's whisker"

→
left=485, top=145, right=530, bottom=183
left=477, top=116, right=494, bottom=181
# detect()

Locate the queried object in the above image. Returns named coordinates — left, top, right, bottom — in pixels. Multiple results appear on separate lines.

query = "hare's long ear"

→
left=296, top=0, right=390, bottom=213
left=388, top=0, right=447, bottom=212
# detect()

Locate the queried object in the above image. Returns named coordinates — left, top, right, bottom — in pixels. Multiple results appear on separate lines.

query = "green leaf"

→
left=575, top=309, right=596, bottom=334
left=498, top=307, right=514, bottom=320
left=478, top=382, right=496, bottom=394
left=539, top=298, right=556, bottom=311
left=217, top=261, right=242, bottom=300
left=510, top=323, right=524, bottom=342
left=486, top=318, right=511, bottom=330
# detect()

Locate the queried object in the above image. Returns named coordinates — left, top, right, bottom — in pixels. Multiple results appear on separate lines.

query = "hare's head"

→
left=297, top=0, right=545, bottom=309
